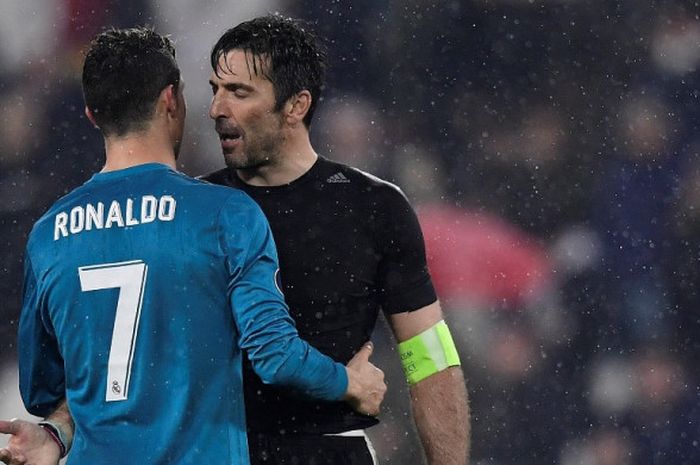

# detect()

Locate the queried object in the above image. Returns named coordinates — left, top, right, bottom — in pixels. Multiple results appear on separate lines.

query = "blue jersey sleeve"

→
left=18, top=252, right=66, bottom=417
left=218, top=195, right=348, bottom=401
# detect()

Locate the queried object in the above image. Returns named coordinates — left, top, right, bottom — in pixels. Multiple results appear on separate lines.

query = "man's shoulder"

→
left=317, top=159, right=421, bottom=229
left=192, top=169, right=262, bottom=214
left=318, top=157, right=404, bottom=197
left=199, top=167, right=233, bottom=187
left=29, top=184, right=89, bottom=235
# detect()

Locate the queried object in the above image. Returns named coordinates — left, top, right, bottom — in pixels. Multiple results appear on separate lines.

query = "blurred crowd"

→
left=1, top=0, right=699, bottom=464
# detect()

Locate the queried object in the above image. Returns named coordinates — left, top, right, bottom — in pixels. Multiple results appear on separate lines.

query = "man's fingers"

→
left=0, top=447, right=17, bottom=465
left=363, top=400, right=381, bottom=417
left=0, top=420, right=20, bottom=435
left=353, top=341, right=374, bottom=362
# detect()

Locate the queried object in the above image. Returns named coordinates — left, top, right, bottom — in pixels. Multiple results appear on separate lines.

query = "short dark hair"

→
left=211, top=14, right=327, bottom=128
left=82, top=27, right=180, bottom=137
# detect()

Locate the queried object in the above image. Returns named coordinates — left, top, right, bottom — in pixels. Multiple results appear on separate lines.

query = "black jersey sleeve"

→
left=375, top=184, right=437, bottom=314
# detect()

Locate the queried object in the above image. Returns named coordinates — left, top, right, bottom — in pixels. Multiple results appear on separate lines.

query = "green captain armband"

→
left=398, top=320, right=461, bottom=385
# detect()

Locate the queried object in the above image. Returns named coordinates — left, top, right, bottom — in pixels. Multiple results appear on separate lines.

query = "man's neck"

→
left=102, top=131, right=176, bottom=172
left=235, top=138, right=317, bottom=187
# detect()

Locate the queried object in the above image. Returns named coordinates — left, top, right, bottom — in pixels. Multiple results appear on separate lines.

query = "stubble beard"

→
left=223, top=118, right=285, bottom=172
left=224, top=147, right=270, bottom=171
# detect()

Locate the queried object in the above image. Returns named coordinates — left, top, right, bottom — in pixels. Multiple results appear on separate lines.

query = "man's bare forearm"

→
left=45, top=400, right=73, bottom=448
left=410, top=367, right=470, bottom=465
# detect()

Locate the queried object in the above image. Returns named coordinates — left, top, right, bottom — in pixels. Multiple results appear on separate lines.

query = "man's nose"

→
left=209, top=94, right=226, bottom=120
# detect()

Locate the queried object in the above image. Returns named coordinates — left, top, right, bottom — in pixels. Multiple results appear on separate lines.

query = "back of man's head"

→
left=211, top=14, right=327, bottom=128
left=82, top=27, right=180, bottom=137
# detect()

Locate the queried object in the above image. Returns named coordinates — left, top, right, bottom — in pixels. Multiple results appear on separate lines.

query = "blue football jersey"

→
left=18, top=163, right=348, bottom=465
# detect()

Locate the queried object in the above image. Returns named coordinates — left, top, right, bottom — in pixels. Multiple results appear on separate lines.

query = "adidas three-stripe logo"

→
left=326, top=172, right=350, bottom=183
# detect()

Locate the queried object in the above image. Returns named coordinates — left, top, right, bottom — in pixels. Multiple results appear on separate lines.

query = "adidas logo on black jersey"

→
left=326, top=172, right=350, bottom=183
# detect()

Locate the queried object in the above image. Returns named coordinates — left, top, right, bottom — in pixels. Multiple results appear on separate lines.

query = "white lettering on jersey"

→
left=85, top=203, right=104, bottom=231
left=69, top=206, right=85, bottom=234
left=105, top=200, right=125, bottom=229
left=54, top=212, right=68, bottom=240
left=125, top=198, right=139, bottom=226
left=158, top=195, right=176, bottom=220
left=53, top=195, right=178, bottom=240
left=141, top=196, right=157, bottom=223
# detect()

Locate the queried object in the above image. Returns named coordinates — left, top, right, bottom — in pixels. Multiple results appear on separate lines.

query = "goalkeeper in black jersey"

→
left=203, top=15, right=469, bottom=465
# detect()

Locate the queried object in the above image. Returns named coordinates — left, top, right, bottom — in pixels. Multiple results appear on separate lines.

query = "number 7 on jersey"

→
left=78, top=260, right=148, bottom=402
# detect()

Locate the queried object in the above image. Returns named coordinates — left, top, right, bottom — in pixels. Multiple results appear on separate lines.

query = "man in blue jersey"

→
left=0, top=26, right=386, bottom=465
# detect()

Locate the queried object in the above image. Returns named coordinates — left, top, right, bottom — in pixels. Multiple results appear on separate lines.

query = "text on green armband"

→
left=398, top=320, right=461, bottom=385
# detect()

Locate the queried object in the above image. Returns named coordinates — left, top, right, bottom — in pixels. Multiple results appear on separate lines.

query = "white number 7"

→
left=79, top=260, right=148, bottom=402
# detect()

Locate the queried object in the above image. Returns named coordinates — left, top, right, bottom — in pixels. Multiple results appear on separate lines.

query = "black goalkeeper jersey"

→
left=203, top=156, right=437, bottom=434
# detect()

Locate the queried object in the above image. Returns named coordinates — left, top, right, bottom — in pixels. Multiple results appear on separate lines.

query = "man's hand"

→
left=343, top=342, right=387, bottom=416
left=0, top=419, right=61, bottom=465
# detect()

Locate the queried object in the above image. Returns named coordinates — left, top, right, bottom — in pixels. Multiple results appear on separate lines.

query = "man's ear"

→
left=163, top=84, right=179, bottom=116
left=84, top=106, right=99, bottom=128
left=285, top=90, right=312, bottom=125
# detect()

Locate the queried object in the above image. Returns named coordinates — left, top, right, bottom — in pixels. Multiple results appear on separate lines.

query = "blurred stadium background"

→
left=2, top=0, right=700, bottom=463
